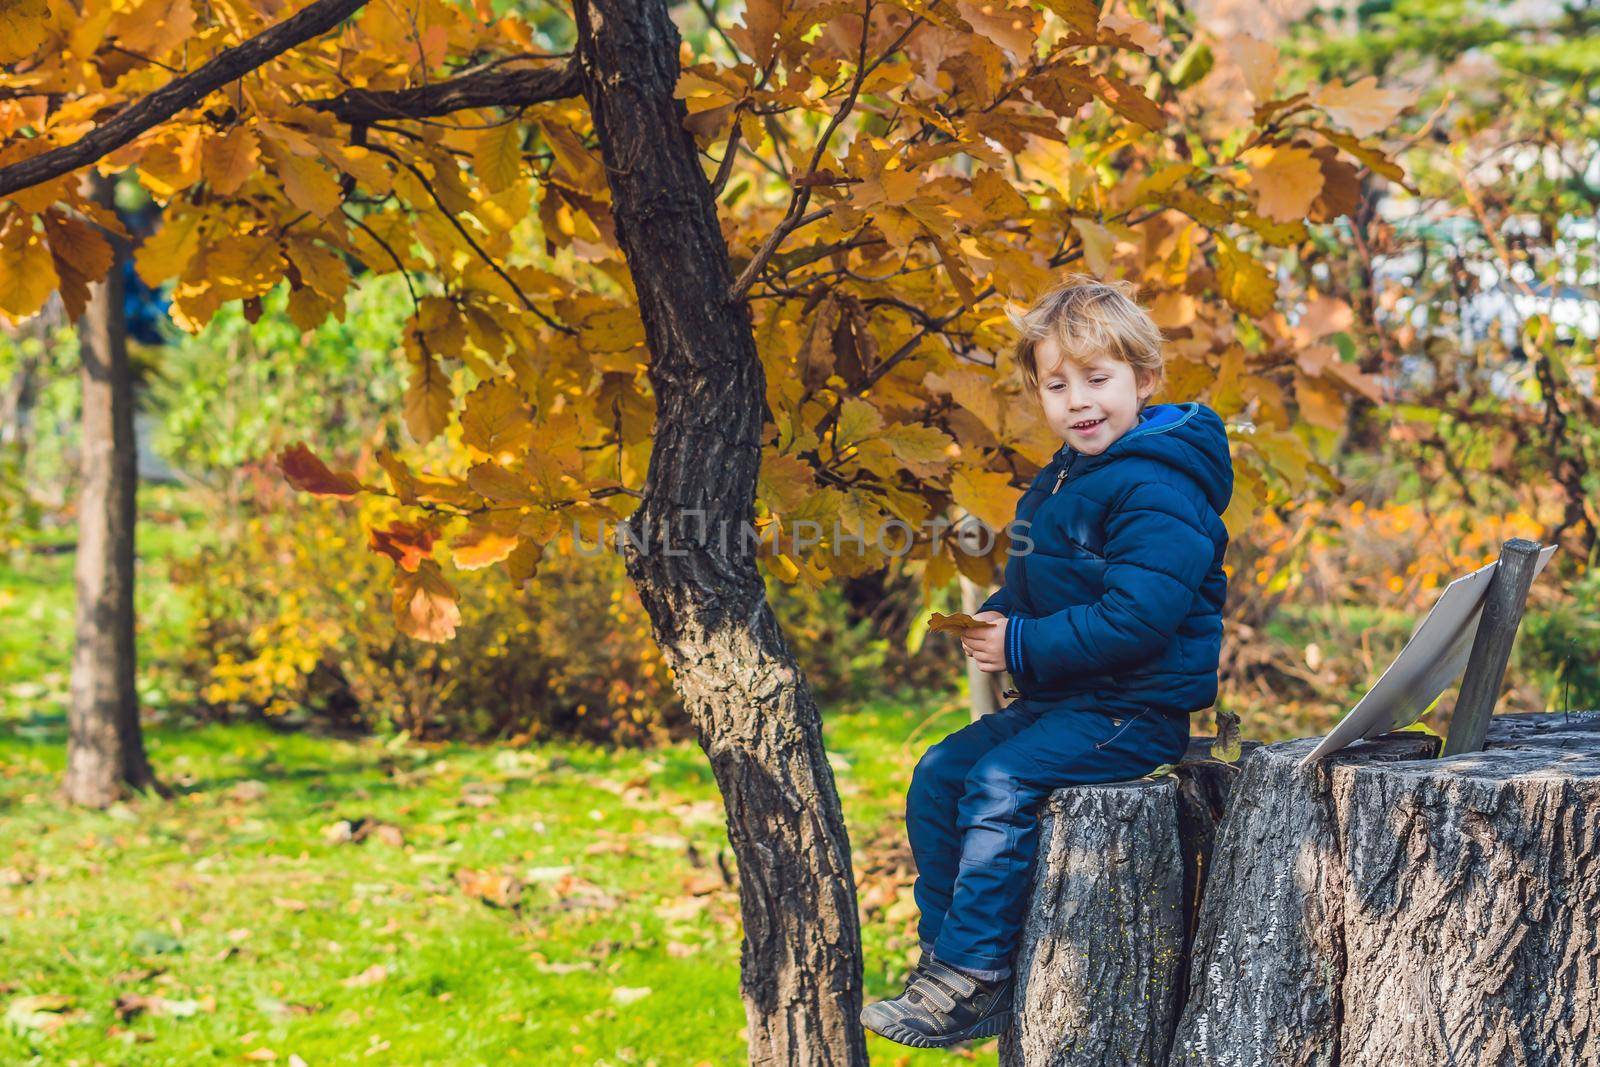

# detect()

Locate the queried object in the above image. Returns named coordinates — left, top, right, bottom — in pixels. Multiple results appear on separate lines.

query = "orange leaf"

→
left=1241, top=144, right=1324, bottom=223
left=450, top=514, right=520, bottom=570
left=392, top=560, right=460, bottom=642
left=368, top=521, right=438, bottom=572
left=279, top=443, right=362, bottom=498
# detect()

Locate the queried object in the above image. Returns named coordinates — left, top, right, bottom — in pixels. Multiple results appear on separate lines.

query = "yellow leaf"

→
left=115, top=0, right=194, bottom=57
left=473, top=123, right=523, bottom=195
left=1215, top=238, right=1275, bottom=318
left=278, top=154, right=342, bottom=219
left=950, top=466, right=1018, bottom=533
left=467, top=461, right=537, bottom=504
left=727, top=0, right=782, bottom=67
left=1071, top=218, right=1118, bottom=277
left=392, top=559, right=460, bottom=643
left=1037, top=0, right=1099, bottom=33
left=403, top=351, right=453, bottom=444
left=834, top=397, right=884, bottom=450
left=133, top=210, right=203, bottom=285
left=502, top=536, right=545, bottom=584
left=460, top=378, right=532, bottom=456
left=1313, top=76, right=1417, bottom=139
left=0, top=0, right=51, bottom=62
left=1241, top=144, right=1324, bottom=223
left=284, top=237, right=348, bottom=302
left=878, top=423, right=954, bottom=479
left=925, top=366, right=1003, bottom=439
left=758, top=452, right=817, bottom=515
left=203, top=126, right=260, bottom=197
left=0, top=219, right=59, bottom=324
left=1294, top=371, right=1347, bottom=430
left=285, top=285, right=335, bottom=332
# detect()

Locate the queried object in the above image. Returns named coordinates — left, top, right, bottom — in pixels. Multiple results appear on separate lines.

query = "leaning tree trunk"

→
left=572, top=3, right=866, bottom=1065
left=64, top=172, right=160, bottom=808
left=1172, top=714, right=1600, bottom=1067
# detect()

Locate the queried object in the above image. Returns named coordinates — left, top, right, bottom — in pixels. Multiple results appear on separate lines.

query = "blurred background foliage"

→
left=3, top=0, right=1597, bottom=748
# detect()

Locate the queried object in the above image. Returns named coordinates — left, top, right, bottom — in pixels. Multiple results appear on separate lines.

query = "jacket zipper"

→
left=1051, top=453, right=1077, bottom=495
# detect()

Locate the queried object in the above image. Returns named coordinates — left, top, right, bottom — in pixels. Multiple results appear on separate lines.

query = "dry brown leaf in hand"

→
left=927, top=611, right=996, bottom=634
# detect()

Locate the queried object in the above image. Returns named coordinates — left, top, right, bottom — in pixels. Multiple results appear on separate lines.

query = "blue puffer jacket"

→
left=980, top=401, right=1233, bottom=719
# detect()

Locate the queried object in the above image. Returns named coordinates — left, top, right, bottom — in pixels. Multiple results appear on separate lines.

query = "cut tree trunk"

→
left=63, top=172, right=160, bottom=808
left=1171, top=714, right=1600, bottom=1067
left=1000, top=776, right=1187, bottom=1067
left=571, top=2, right=866, bottom=1064
left=998, top=738, right=1260, bottom=1067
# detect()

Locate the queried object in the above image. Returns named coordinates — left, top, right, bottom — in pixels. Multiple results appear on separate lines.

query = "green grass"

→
left=1, top=483, right=203, bottom=724
left=2, top=690, right=990, bottom=1064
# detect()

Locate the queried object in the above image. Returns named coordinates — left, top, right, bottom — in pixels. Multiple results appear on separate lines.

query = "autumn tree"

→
left=0, top=0, right=1412, bottom=1060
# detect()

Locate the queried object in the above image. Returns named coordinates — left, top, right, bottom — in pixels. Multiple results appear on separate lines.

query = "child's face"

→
left=1034, top=336, right=1156, bottom=457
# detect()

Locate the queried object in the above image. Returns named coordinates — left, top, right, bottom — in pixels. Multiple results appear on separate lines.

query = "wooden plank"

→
left=1441, top=538, right=1543, bottom=756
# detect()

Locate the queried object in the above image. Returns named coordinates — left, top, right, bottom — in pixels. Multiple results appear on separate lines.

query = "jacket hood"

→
left=1058, top=402, right=1234, bottom=515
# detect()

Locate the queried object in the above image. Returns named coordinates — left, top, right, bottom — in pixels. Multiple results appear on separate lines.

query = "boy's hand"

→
left=959, top=610, right=1008, bottom=673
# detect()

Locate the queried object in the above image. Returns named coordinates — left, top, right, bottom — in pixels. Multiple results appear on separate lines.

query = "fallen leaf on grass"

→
left=230, top=780, right=269, bottom=803
left=6, top=993, right=78, bottom=1034
left=272, top=897, right=309, bottom=912
left=525, top=865, right=575, bottom=883
left=104, top=1024, right=156, bottom=1043
left=114, top=994, right=208, bottom=1021
left=683, top=872, right=723, bottom=896
left=611, top=986, right=652, bottom=1005
left=549, top=875, right=619, bottom=912
left=321, top=817, right=405, bottom=846
left=531, top=959, right=596, bottom=975
left=455, top=867, right=523, bottom=909
left=655, top=895, right=710, bottom=922
left=110, top=966, right=164, bottom=985
left=340, top=964, right=389, bottom=989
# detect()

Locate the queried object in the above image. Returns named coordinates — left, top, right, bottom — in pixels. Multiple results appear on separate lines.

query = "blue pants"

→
left=906, top=699, right=1189, bottom=978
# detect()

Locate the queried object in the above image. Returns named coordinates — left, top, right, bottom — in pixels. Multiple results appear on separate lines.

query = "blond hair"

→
left=1008, top=275, right=1166, bottom=406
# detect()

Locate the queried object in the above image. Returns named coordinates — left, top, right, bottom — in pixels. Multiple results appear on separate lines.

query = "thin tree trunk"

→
left=64, top=172, right=160, bottom=807
left=962, top=576, right=999, bottom=720
left=572, top=2, right=867, bottom=1064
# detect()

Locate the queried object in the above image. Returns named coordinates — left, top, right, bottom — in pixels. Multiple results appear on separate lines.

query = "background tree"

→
left=0, top=0, right=1413, bottom=1060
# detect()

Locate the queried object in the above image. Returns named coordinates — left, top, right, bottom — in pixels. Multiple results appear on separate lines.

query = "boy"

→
left=861, top=277, right=1233, bottom=1049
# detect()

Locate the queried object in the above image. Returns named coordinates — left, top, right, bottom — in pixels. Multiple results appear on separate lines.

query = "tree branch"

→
left=307, top=62, right=582, bottom=124
left=0, top=0, right=371, bottom=199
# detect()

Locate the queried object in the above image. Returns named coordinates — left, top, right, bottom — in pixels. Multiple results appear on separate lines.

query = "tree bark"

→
left=64, top=173, right=160, bottom=808
left=1334, top=725, right=1600, bottom=1065
left=571, top=3, right=866, bottom=1064
left=1000, top=777, right=1187, bottom=1067
left=1172, top=715, right=1600, bottom=1067
left=1169, top=733, right=1438, bottom=1067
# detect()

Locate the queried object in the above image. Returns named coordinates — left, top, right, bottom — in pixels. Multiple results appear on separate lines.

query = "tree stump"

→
left=1172, top=713, right=1600, bottom=1067
left=999, top=777, right=1186, bottom=1067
